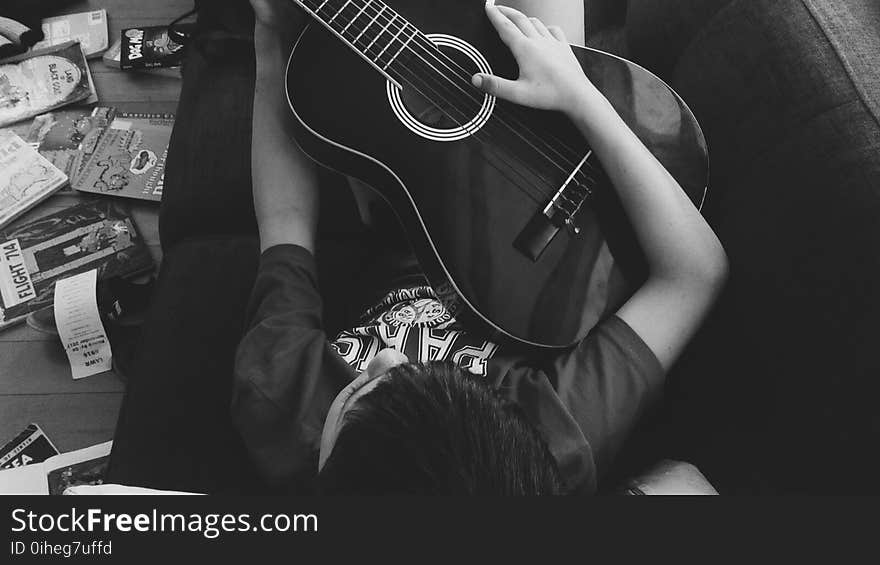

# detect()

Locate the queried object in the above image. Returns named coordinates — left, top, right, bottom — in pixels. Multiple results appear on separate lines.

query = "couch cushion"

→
left=662, top=0, right=880, bottom=493
left=625, top=0, right=735, bottom=78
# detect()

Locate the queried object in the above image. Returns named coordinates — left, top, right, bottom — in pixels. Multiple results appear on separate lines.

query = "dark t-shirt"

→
left=232, top=244, right=664, bottom=493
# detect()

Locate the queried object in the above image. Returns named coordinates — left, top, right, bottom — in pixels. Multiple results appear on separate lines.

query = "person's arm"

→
left=474, top=2, right=728, bottom=370
left=232, top=2, right=358, bottom=488
left=251, top=0, right=319, bottom=253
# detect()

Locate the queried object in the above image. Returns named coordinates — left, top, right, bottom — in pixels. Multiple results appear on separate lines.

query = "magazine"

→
left=0, top=41, right=98, bottom=128
left=73, top=114, right=173, bottom=202
left=0, top=106, right=117, bottom=182
left=0, top=200, right=154, bottom=329
left=0, top=132, right=68, bottom=229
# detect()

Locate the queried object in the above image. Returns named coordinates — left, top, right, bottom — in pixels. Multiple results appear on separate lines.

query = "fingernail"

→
left=486, top=0, right=495, bottom=8
left=472, top=74, right=483, bottom=88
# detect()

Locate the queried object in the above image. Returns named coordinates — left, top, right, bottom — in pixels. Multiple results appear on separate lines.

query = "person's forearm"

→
left=566, top=86, right=727, bottom=285
left=252, top=30, right=319, bottom=253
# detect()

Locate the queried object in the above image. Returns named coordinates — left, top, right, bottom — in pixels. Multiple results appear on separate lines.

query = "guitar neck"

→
left=292, top=0, right=424, bottom=88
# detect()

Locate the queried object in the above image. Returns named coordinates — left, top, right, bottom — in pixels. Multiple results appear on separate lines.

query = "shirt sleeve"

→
left=231, top=244, right=356, bottom=487
left=547, top=315, right=665, bottom=480
left=501, top=315, right=664, bottom=493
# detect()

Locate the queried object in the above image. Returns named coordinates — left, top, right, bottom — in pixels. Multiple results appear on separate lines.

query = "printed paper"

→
left=53, top=269, right=112, bottom=379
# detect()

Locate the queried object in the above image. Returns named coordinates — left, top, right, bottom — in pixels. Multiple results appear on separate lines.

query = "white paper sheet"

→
left=0, top=463, right=49, bottom=494
left=53, top=269, right=112, bottom=379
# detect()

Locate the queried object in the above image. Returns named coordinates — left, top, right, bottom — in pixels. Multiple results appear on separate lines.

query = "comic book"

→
left=73, top=114, right=173, bottom=202
left=120, top=26, right=185, bottom=70
left=0, top=41, right=98, bottom=128
left=0, top=200, right=153, bottom=330
left=0, top=106, right=117, bottom=183
left=103, top=38, right=181, bottom=78
left=0, top=133, right=68, bottom=230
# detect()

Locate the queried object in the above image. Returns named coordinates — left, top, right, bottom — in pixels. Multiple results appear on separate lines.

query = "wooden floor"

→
left=0, top=0, right=190, bottom=454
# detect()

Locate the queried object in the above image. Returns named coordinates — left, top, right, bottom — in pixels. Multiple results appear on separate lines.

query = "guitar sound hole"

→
left=398, top=46, right=481, bottom=130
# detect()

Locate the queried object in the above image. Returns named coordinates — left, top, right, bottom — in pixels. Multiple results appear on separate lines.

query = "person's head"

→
left=317, top=349, right=562, bottom=495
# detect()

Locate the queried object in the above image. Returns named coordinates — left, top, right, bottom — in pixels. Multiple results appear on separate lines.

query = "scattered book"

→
left=0, top=41, right=98, bottom=128
left=0, top=106, right=117, bottom=183
left=74, top=113, right=173, bottom=202
left=0, top=423, right=59, bottom=470
left=31, top=10, right=110, bottom=59
left=0, top=440, right=112, bottom=495
left=0, top=200, right=154, bottom=330
left=103, top=38, right=181, bottom=79
left=120, top=25, right=185, bottom=71
left=0, top=132, right=68, bottom=230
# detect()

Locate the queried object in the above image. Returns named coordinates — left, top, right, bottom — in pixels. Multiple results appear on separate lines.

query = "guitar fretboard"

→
left=295, top=0, right=426, bottom=87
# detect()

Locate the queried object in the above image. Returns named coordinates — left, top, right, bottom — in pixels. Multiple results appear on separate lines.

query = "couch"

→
left=107, top=0, right=880, bottom=494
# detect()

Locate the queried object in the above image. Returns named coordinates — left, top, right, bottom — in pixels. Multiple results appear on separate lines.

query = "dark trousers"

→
left=106, top=6, right=373, bottom=493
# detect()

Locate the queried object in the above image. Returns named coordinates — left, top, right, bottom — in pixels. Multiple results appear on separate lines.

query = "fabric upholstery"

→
left=625, top=0, right=734, bottom=78
left=657, top=0, right=880, bottom=493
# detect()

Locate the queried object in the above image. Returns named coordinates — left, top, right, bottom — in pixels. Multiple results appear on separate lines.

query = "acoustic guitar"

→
left=285, top=0, right=708, bottom=350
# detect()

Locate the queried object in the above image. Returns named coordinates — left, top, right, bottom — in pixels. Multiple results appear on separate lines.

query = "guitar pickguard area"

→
left=385, top=34, right=496, bottom=142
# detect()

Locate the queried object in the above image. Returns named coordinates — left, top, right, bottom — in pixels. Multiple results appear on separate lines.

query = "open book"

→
left=0, top=441, right=112, bottom=495
left=0, top=441, right=198, bottom=495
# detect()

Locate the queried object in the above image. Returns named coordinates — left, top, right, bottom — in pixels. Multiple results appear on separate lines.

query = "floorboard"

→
left=0, top=0, right=190, bottom=454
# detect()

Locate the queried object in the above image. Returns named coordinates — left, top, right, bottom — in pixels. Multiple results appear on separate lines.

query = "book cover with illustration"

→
left=103, top=38, right=182, bottom=78
left=73, top=114, right=173, bottom=202
left=0, top=200, right=153, bottom=329
left=0, top=41, right=98, bottom=128
left=0, top=106, right=117, bottom=183
left=119, top=26, right=185, bottom=70
left=0, top=133, right=68, bottom=230
left=31, top=10, right=110, bottom=59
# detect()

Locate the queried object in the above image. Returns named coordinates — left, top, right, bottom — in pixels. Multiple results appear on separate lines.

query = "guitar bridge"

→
left=513, top=153, right=595, bottom=262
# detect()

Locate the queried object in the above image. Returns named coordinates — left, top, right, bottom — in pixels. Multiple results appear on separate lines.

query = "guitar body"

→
left=286, top=0, right=708, bottom=350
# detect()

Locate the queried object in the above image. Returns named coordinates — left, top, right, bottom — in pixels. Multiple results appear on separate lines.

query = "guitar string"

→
left=298, top=0, right=583, bottom=209
left=384, top=48, right=575, bottom=207
left=315, top=2, right=591, bottom=210
left=345, top=0, right=600, bottom=180
left=300, top=0, right=599, bottom=199
left=322, top=0, right=601, bottom=186
left=293, top=1, right=567, bottom=207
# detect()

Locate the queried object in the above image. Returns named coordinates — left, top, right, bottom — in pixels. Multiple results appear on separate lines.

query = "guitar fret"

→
left=328, top=0, right=352, bottom=24
left=342, top=0, right=371, bottom=34
left=382, top=28, right=416, bottom=70
left=292, top=0, right=406, bottom=89
left=364, top=11, right=394, bottom=51
left=355, top=5, right=386, bottom=45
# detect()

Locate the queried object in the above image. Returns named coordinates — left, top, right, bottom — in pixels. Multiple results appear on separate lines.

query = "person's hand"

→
left=250, top=0, right=306, bottom=55
left=472, top=1, right=595, bottom=115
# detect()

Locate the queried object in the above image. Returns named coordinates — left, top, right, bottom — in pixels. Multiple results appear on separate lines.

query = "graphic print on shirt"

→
left=330, top=286, right=500, bottom=376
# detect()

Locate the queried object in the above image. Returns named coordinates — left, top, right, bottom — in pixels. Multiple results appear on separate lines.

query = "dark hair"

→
left=317, top=362, right=563, bottom=495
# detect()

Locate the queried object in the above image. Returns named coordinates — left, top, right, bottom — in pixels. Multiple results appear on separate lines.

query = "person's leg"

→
left=158, top=3, right=258, bottom=250
left=107, top=237, right=265, bottom=494
left=110, top=2, right=378, bottom=492
left=499, top=0, right=586, bottom=45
